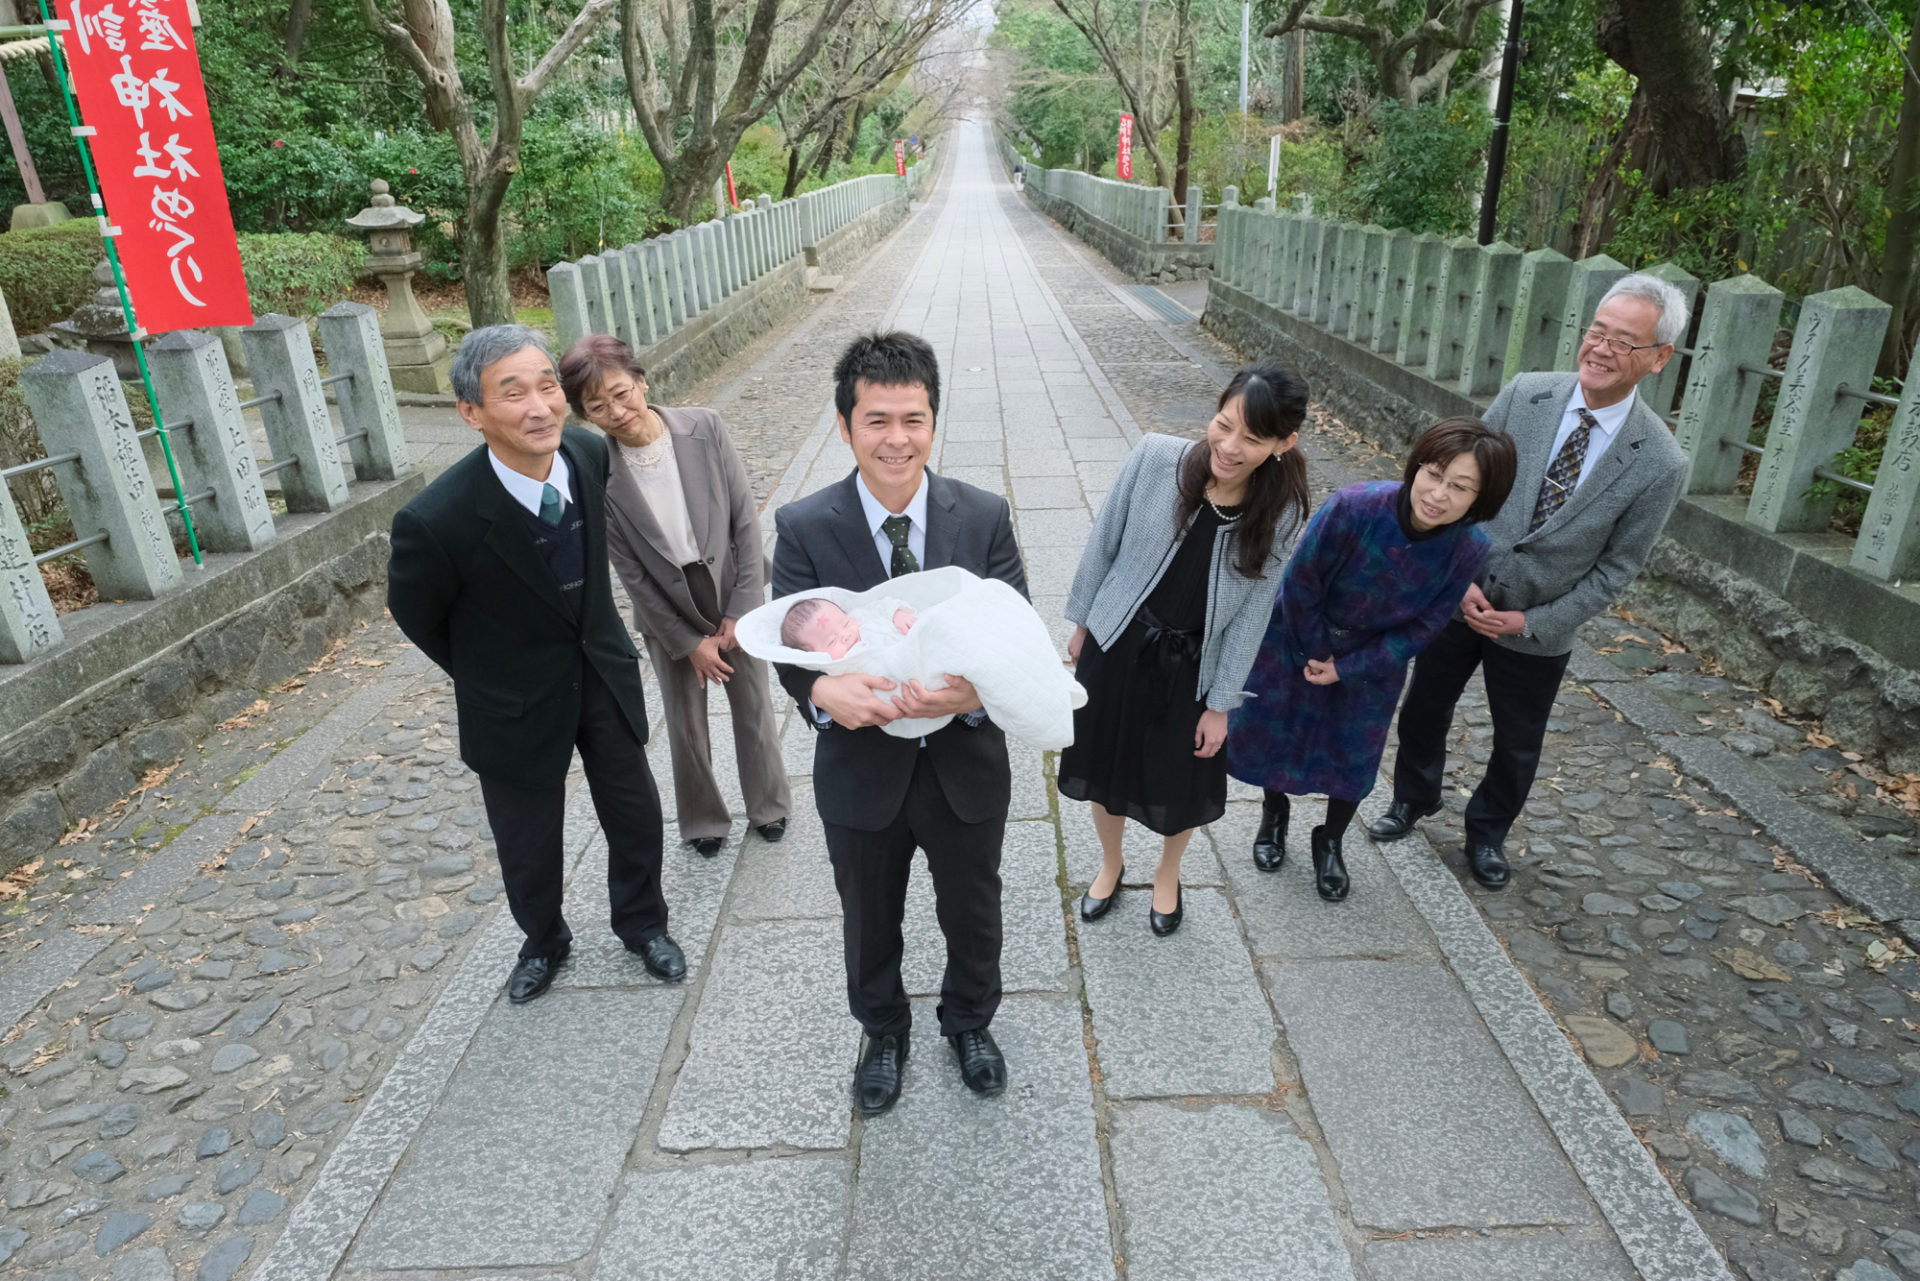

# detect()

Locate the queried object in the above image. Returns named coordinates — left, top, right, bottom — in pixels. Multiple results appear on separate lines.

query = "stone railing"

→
left=995, top=131, right=1213, bottom=284
left=1204, top=198, right=1920, bottom=763
left=3, top=305, right=410, bottom=664
left=547, top=157, right=933, bottom=365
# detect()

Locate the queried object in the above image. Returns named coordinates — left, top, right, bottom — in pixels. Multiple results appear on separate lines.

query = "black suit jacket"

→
left=771, top=470, right=1028, bottom=830
left=386, top=426, right=649, bottom=790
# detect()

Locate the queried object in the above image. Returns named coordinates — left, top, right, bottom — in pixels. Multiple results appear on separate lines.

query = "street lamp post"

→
left=1477, top=0, right=1524, bottom=245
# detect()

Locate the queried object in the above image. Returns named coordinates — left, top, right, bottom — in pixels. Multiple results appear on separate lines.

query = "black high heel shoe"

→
left=1311, top=825, right=1350, bottom=902
left=1253, top=792, right=1287, bottom=872
left=1079, top=867, right=1124, bottom=921
left=1149, top=883, right=1184, bottom=936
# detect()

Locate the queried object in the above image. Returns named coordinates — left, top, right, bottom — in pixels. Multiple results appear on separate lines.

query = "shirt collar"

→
left=489, top=448, right=572, bottom=516
left=853, top=469, right=928, bottom=536
left=1567, top=385, right=1634, bottom=441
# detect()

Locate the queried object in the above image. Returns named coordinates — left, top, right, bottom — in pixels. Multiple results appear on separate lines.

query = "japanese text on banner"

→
left=56, top=0, right=252, bottom=331
left=1117, top=112, right=1133, bottom=181
left=893, top=139, right=906, bottom=177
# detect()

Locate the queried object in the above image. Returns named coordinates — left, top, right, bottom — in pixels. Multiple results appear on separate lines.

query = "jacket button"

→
left=572, top=682, right=581, bottom=691
left=705, top=556, right=714, bottom=564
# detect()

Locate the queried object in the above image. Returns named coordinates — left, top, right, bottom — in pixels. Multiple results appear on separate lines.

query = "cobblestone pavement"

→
left=2, top=120, right=1917, bottom=1281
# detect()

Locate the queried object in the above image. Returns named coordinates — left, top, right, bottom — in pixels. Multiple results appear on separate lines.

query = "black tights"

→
left=1262, top=790, right=1359, bottom=842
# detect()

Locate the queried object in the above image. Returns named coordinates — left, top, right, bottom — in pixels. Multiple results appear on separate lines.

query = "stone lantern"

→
left=346, top=179, right=451, bottom=395
left=49, top=260, right=142, bottom=379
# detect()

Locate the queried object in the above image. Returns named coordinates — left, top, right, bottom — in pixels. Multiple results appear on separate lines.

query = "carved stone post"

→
left=1504, top=248, right=1573, bottom=382
left=319, top=302, right=412, bottom=481
left=240, top=314, right=350, bottom=513
left=1460, top=241, right=1522, bottom=396
left=1856, top=335, right=1920, bottom=579
left=1395, top=234, right=1445, bottom=367
left=146, top=328, right=275, bottom=550
left=548, top=262, right=590, bottom=352
left=1371, top=230, right=1414, bottom=357
left=1672, top=275, right=1786, bottom=496
left=1426, top=236, right=1482, bottom=382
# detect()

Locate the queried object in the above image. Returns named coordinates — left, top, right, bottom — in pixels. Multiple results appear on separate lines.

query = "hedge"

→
left=236, top=232, right=366, bottom=316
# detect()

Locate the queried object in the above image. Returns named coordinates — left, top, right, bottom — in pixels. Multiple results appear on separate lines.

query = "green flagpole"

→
left=36, top=0, right=203, bottom=568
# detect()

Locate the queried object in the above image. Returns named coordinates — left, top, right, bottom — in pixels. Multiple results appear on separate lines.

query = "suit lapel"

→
left=924, top=471, right=959, bottom=569
left=828, top=472, right=890, bottom=589
left=663, top=410, right=722, bottom=558
left=606, top=435, right=677, bottom=566
left=477, top=461, right=573, bottom=622
left=1514, top=379, right=1578, bottom=546
left=566, top=435, right=608, bottom=614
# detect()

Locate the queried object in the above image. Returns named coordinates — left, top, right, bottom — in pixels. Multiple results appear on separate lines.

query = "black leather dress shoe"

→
left=1149, top=883, right=1183, bottom=936
left=1467, top=843, right=1511, bottom=890
left=1310, top=825, right=1350, bottom=902
left=507, top=944, right=569, bottom=1004
left=1366, top=798, right=1442, bottom=843
left=757, top=818, right=788, bottom=843
left=690, top=836, right=725, bottom=857
left=949, top=1027, right=1007, bottom=1096
left=628, top=933, right=688, bottom=980
left=854, top=1031, right=909, bottom=1116
left=1253, top=794, right=1287, bottom=872
left=1079, top=868, right=1124, bottom=922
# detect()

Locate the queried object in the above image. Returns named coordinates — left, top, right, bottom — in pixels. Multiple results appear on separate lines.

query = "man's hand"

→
left=689, top=635, right=734, bottom=687
left=894, top=674, right=982, bottom=719
left=811, top=672, right=903, bottom=728
left=716, top=617, right=739, bottom=650
left=1461, top=583, right=1526, bottom=638
left=1303, top=657, right=1340, bottom=685
left=1068, top=625, right=1088, bottom=666
left=1194, top=708, right=1228, bottom=758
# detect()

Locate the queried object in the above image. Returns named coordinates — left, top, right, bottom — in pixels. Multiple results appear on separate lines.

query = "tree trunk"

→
left=285, top=0, right=314, bottom=63
left=462, top=166, right=517, bottom=329
left=1595, top=0, right=1742, bottom=194
left=1879, top=0, right=1920, bottom=373
left=1568, top=85, right=1650, bottom=258
left=782, top=146, right=804, bottom=198
left=1171, top=0, right=1193, bottom=236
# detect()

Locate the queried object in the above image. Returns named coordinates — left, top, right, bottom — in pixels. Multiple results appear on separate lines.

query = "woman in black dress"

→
left=1058, top=361, right=1311, bottom=935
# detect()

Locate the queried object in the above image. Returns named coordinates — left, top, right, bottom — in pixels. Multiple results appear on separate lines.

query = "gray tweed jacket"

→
left=1066, top=433, right=1299, bottom=713
left=1477, top=371, right=1687, bottom=657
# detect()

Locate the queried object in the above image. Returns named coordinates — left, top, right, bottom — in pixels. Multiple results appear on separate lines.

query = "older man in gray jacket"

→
left=1368, top=274, right=1690, bottom=889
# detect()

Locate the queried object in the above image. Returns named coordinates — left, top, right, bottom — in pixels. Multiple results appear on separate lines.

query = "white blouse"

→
left=621, top=430, right=702, bottom=567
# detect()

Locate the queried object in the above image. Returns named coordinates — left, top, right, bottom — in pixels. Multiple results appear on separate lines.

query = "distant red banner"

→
left=54, top=0, right=251, bottom=332
left=725, top=161, right=738, bottom=210
left=1117, top=112, right=1134, bottom=180
left=893, top=139, right=906, bottom=177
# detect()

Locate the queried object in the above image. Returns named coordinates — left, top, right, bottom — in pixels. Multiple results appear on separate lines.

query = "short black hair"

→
left=833, top=331, right=941, bottom=424
left=1403, top=416, right=1518, bottom=524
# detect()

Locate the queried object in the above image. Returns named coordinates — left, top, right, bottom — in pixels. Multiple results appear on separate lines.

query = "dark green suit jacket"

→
left=386, top=425, right=649, bottom=790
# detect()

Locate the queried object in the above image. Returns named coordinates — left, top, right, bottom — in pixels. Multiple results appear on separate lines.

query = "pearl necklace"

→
left=1204, top=485, right=1243, bottom=521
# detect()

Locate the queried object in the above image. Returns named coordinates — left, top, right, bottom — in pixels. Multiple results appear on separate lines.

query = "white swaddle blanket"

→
left=736, top=566, right=1087, bottom=748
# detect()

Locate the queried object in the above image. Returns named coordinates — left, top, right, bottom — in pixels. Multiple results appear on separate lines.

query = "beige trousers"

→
left=643, top=634, right=792, bottom=842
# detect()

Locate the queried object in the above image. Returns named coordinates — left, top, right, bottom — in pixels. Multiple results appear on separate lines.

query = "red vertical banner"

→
left=893, top=139, right=906, bottom=177
left=53, top=0, right=251, bottom=332
left=1117, top=112, right=1134, bottom=180
left=724, top=161, right=738, bottom=210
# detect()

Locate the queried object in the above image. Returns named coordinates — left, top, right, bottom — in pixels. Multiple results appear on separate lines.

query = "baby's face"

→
left=797, top=603, right=863, bottom=659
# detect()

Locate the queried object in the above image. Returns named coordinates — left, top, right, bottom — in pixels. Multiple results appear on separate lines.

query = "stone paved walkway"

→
left=6, top=120, right=1920, bottom=1281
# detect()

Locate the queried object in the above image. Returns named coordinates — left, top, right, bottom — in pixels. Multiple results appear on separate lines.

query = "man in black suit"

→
left=387, top=325, right=686, bottom=1005
left=772, top=332, right=1027, bottom=1116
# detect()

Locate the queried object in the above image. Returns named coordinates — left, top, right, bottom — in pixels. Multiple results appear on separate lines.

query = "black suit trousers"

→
left=824, top=749, right=1004, bottom=1040
left=1390, top=618, right=1572, bottom=848
left=478, top=663, right=668, bottom=959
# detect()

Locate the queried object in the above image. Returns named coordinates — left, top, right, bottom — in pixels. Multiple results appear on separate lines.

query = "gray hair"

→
left=1596, top=274, right=1691, bottom=347
left=450, top=324, right=553, bottom=405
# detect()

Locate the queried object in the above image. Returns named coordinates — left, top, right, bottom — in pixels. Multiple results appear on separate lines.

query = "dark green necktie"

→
left=882, top=514, right=919, bottom=577
left=538, top=482, right=563, bottom=527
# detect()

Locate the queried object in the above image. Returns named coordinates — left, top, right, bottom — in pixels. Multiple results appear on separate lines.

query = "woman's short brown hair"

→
left=1402, top=417, right=1517, bottom=524
left=558, top=333, right=647, bottom=418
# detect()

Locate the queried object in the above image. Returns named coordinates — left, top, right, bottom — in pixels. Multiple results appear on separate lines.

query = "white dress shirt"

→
left=489, top=449, right=573, bottom=516
left=855, top=471, right=928, bottom=571
left=1548, top=387, right=1634, bottom=494
left=620, top=432, right=702, bottom=566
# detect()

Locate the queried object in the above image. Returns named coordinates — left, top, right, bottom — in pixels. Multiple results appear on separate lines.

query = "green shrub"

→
left=0, top=220, right=104, bottom=333
left=236, top=233, right=368, bottom=316
left=1348, top=97, right=1491, bottom=236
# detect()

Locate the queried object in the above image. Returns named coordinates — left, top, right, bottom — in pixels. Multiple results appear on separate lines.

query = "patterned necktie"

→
left=881, top=514, right=919, bottom=577
left=538, top=482, right=563, bottom=527
left=1529, top=408, right=1598, bottom=533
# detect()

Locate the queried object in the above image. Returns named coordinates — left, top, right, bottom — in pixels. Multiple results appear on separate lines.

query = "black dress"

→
left=1058, top=502, right=1237, bottom=835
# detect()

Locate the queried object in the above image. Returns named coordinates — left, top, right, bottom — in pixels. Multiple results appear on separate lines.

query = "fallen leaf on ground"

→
left=1866, top=938, right=1917, bottom=972
left=1715, top=947, right=1794, bottom=981
left=218, top=700, right=270, bottom=731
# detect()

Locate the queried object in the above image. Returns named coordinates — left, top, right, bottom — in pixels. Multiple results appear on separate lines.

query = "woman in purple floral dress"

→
left=1226, top=419, right=1516, bottom=901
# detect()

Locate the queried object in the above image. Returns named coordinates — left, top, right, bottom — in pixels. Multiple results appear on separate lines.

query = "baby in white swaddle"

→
left=738, top=566, right=1086, bottom=748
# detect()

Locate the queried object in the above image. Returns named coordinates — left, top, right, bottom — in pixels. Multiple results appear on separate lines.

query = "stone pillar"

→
left=726, top=218, right=748, bottom=288
left=647, top=240, right=682, bottom=332
left=1555, top=254, right=1628, bottom=371
left=1185, top=186, right=1202, bottom=244
left=1672, top=275, right=1786, bottom=496
left=800, top=194, right=819, bottom=252
left=240, top=314, right=351, bottom=514
left=1291, top=193, right=1313, bottom=216
left=1425, top=237, right=1482, bottom=382
left=319, top=302, right=412, bottom=482
left=1351, top=226, right=1388, bottom=346
left=1504, top=248, right=1573, bottom=382
left=1460, top=241, right=1522, bottom=397
left=1395, top=234, right=1445, bottom=367
left=0, top=281, right=18, bottom=360
left=1637, top=260, right=1702, bottom=419
left=601, top=251, right=642, bottom=349
left=1299, top=220, right=1332, bottom=321
left=0, top=491, right=60, bottom=661
left=673, top=232, right=704, bottom=317
left=145, top=329, right=276, bottom=552
left=1222, top=185, right=1239, bottom=208
left=1855, top=334, right=1920, bottom=579
left=577, top=255, right=616, bottom=338
left=20, top=350, right=184, bottom=599
left=1372, top=230, right=1414, bottom=356
left=617, top=247, right=657, bottom=347
left=704, top=222, right=732, bottom=298
left=1259, top=210, right=1282, bottom=308
left=548, top=262, right=591, bottom=352
left=1746, top=286, right=1889, bottom=533
left=1273, top=215, right=1301, bottom=312
left=1330, top=223, right=1364, bottom=335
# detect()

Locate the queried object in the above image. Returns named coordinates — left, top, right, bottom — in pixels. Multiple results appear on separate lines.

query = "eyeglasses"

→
left=1417, top=464, right=1480, bottom=499
left=1581, top=327, right=1666, bottom=357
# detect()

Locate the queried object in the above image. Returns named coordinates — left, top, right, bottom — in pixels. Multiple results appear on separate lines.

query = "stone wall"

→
left=1022, top=184, right=1214, bottom=284
left=0, top=476, right=421, bottom=872
left=1203, top=275, right=1920, bottom=771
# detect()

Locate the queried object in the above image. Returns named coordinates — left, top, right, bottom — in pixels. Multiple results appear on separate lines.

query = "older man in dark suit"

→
left=772, top=331, right=1027, bottom=1117
left=387, top=325, right=685, bottom=1005
left=1370, top=275, right=1691, bottom=890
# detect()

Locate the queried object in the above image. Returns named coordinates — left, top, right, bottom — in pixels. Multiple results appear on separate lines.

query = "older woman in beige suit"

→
left=559, top=334, right=791, bottom=855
